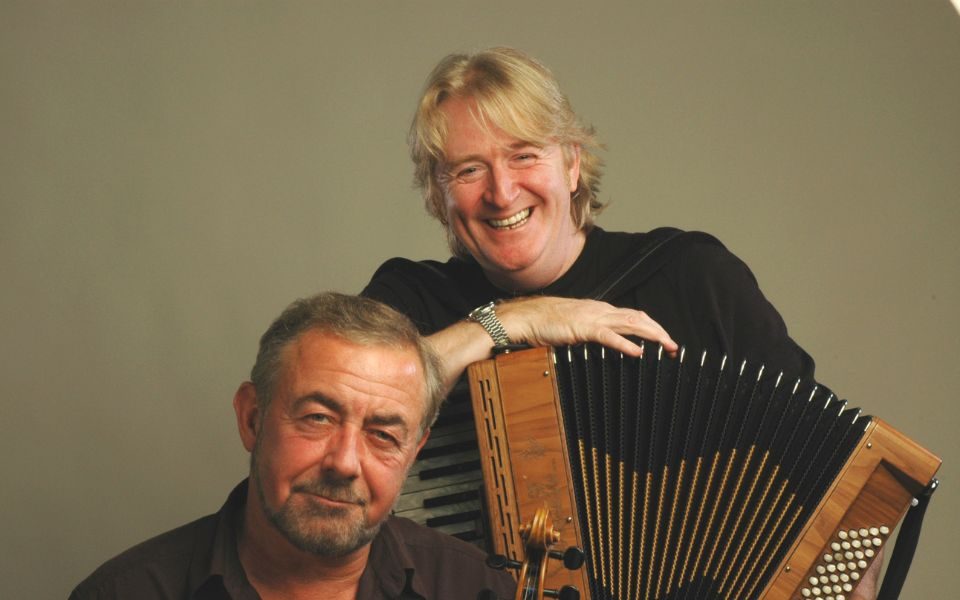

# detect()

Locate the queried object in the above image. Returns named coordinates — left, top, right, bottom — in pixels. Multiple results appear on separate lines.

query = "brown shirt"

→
left=69, top=481, right=516, bottom=600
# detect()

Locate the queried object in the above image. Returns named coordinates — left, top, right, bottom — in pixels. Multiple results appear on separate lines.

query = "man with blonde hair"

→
left=363, top=47, right=879, bottom=599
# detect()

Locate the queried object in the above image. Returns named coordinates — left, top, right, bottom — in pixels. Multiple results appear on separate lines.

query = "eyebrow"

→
left=293, top=394, right=413, bottom=435
left=444, top=141, right=543, bottom=170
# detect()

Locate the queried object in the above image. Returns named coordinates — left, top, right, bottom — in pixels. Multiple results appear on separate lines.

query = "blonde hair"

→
left=410, top=47, right=605, bottom=256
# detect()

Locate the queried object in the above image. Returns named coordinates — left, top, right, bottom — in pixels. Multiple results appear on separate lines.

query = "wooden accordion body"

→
left=467, top=344, right=941, bottom=600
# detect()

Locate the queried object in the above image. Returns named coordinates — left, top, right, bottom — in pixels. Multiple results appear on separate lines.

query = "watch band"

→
left=467, top=301, right=511, bottom=347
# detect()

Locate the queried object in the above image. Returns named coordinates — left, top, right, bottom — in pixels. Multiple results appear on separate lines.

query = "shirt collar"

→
left=357, top=517, right=422, bottom=599
left=187, top=480, right=260, bottom=600
left=185, top=482, right=422, bottom=600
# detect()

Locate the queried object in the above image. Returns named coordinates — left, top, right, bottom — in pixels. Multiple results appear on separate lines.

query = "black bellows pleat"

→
left=552, top=342, right=868, bottom=600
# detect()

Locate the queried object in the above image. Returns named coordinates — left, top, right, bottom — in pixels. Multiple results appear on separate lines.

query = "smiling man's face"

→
left=244, top=330, right=428, bottom=557
left=438, top=96, right=584, bottom=292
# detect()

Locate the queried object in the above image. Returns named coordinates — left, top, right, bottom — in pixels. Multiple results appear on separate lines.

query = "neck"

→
left=238, top=491, right=370, bottom=600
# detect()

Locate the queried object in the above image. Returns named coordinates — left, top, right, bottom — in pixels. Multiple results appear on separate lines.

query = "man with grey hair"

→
left=70, top=292, right=515, bottom=600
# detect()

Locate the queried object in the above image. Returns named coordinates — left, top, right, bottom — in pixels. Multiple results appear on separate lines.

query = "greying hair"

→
left=250, top=292, right=445, bottom=435
left=410, top=47, right=605, bottom=257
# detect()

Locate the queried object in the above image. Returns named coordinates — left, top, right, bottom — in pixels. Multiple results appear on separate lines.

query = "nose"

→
left=322, top=426, right=362, bottom=479
left=485, top=163, right=520, bottom=208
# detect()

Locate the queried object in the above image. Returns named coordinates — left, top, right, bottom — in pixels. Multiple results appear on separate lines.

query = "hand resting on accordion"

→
left=427, top=295, right=679, bottom=389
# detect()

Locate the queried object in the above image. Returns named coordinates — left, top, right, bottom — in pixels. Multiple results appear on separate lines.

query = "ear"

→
left=566, top=144, right=581, bottom=193
left=233, top=381, right=260, bottom=453
left=416, top=428, right=431, bottom=455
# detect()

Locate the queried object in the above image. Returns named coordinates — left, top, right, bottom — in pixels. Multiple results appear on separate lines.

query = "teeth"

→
left=488, top=208, right=530, bottom=229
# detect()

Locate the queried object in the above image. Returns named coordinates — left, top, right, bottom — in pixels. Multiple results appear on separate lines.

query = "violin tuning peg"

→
left=544, top=585, right=580, bottom=600
left=485, top=553, right=522, bottom=571
left=547, top=546, right=585, bottom=570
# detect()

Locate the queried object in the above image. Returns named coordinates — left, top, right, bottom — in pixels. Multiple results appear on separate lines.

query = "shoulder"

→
left=385, top=516, right=489, bottom=562
left=382, top=517, right=515, bottom=596
left=69, top=514, right=217, bottom=600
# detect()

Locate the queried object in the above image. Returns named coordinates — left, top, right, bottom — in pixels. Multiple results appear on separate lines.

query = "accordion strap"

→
left=877, top=478, right=940, bottom=600
left=590, top=228, right=722, bottom=301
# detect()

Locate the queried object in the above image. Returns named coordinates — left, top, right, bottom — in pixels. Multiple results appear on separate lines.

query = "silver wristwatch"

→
left=467, top=301, right=511, bottom=347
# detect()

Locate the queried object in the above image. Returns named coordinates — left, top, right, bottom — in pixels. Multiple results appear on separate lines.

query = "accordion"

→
left=467, top=343, right=941, bottom=600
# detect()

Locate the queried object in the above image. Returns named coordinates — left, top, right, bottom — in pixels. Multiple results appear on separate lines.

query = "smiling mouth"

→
left=487, top=208, right=531, bottom=230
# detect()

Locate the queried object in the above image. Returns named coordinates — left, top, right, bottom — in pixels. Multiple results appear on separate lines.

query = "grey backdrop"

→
left=2, top=2, right=957, bottom=598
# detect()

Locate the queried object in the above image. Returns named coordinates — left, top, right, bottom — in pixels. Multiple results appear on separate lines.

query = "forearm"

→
left=426, top=296, right=677, bottom=388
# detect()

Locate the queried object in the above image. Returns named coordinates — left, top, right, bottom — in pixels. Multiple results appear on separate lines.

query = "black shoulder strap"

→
left=590, top=228, right=722, bottom=301
left=877, top=478, right=940, bottom=600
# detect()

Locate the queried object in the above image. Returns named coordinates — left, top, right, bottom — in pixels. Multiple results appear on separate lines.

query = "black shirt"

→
left=69, top=481, right=516, bottom=600
left=363, top=227, right=815, bottom=380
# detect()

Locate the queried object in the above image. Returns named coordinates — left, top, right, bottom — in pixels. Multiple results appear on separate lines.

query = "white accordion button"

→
left=863, top=539, right=873, bottom=548
left=848, top=529, right=859, bottom=539
left=817, top=565, right=826, bottom=574
left=824, top=553, right=833, bottom=563
left=810, top=576, right=820, bottom=585
left=858, top=560, right=868, bottom=569
left=865, top=548, right=875, bottom=558
left=827, top=564, right=837, bottom=573
left=858, top=528, right=869, bottom=537
left=838, top=530, right=849, bottom=540
left=840, top=573, right=850, bottom=582
left=869, top=527, right=880, bottom=536
left=851, top=539, right=862, bottom=549
left=872, top=537, right=883, bottom=546
left=831, top=542, right=842, bottom=551
left=854, top=550, right=864, bottom=559
left=880, top=525, right=890, bottom=535
left=851, top=571, right=861, bottom=581
left=843, top=583, right=854, bottom=592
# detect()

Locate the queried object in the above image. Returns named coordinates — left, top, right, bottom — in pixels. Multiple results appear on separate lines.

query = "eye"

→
left=304, top=413, right=330, bottom=424
left=511, top=152, right=539, bottom=168
left=368, top=429, right=400, bottom=448
left=455, top=164, right=485, bottom=183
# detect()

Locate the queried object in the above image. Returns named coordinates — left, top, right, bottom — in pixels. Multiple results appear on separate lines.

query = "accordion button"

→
left=848, top=529, right=859, bottom=539
left=820, top=575, right=830, bottom=585
left=834, top=584, right=843, bottom=593
left=858, top=528, right=869, bottom=537
left=830, top=574, right=839, bottom=583
left=863, top=539, right=873, bottom=548
left=841, top=541, right=851, bottom=550
left=810, top=576, right=820, bottom=585
left=880, top=525, right=890, bottom=535
left=847, top=562, right=858, bottom=571
left=858, top=560, right=868, bottom=569
left=851, top=540, right=861, bottom=549
left=823, top=554, right=833, bottom=563
left=812, top=586, right=821, bottom=594
left=872, top=537, right=883, bottom=546
left=801, top=588, right=812, bottom=597
left=836, top=563, right=846, bottom=572
left=840, top=573, right=850, bottom=582
left=865, top=548, right=875, bottom=558
left=844, top=583, right=854, bottom=592
left=827, top=564, right=836, bottom=573
left=869, top=527, right=879, bottom=536
left=817, top=565, right=826, bottom=574
left=837, top=595, right=846, bottom=600
left=838, top=530, right=848, bottom=540
left=851, top=572, right=860, bottom=581
left=835, top=552, right=845, bottom=561
left=845, top=551, right=855, bottom=560
left=831, top=542, right=842, bottom=551
left=854, top=550, right=864, bottom=559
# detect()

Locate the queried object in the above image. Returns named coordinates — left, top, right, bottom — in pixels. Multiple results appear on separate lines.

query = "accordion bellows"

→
left=467, top=343, right=940, bottom=600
